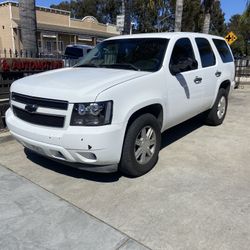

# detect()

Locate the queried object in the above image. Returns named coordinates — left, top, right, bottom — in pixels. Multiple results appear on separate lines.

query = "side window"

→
left=213, top=39, right=234, bottom=63
left=195, top=38, right=216, bottom=68
left=169, top=38, right=197, bottom=74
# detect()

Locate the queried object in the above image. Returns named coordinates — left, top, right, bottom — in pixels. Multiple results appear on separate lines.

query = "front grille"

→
left=12, top=92, right=68, bottom=110
left=13, top=106, right=65, bottom=128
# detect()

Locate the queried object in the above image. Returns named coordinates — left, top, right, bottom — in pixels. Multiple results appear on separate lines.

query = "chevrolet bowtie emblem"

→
left=25, top=104, right=38, bottom=113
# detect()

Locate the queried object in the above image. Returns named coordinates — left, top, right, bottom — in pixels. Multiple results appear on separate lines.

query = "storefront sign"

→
left=116, top=15, right=125, bottom=32
left=0, top=58, right=63, bottom=73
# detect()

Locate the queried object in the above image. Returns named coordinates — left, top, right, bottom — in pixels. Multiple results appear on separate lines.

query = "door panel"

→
left=194, top=37, right=219, bottom=109
left=166, top=38, right=206, bottom=128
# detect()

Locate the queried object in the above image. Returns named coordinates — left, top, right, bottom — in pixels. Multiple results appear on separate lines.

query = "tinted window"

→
left=195, top=38, right=216, bottom=67
left=170, top=38, right=197, bottom=73
left=77, top=38, right=169, bottom=72
left=65, top=47, right=83, bottom=58
left=213, top=39, right=234, bottom=63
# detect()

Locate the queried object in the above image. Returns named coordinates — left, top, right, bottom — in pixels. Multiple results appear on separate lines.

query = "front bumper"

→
left=6, top=108, right=125, bottom=172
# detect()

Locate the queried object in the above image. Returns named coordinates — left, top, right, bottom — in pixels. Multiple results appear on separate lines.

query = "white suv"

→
left=6, top=32, right=235, bottom=177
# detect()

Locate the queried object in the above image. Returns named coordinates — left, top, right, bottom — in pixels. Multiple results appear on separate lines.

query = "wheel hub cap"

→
left=134, top=126, right=156, bottom=165
left=217, top=96, right=226, bottom=119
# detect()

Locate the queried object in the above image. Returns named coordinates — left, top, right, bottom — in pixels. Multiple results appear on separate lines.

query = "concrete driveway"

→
left=0, top=87, right=250, bottom=250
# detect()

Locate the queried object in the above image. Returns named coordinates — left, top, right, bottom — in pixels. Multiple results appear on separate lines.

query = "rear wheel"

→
left=205, top=88, right=228, bottom=126
left=119, top=114, right=161, bottom=177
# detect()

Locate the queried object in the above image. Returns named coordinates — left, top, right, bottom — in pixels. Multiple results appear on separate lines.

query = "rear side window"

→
left=213, top=39, right=234, bottom=63
left=195, top=38, right=216, bottom=67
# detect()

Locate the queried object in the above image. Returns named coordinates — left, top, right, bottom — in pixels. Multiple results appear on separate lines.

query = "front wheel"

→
left=119, top=114, right=161, bottom=177
left=205, top=88, right=228, bottom=126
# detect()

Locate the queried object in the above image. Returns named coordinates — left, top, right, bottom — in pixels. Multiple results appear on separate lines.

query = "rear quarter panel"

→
left=209, top=38, right=235, bottom=106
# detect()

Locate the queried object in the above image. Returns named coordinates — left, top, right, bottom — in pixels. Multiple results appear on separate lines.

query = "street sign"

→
left=116, top=15, right=125, bottom=32
left=225, top=31, right=238, bottom=45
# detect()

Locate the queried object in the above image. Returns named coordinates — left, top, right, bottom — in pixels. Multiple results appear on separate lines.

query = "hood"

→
left=11, top=67, right=149, bottom=102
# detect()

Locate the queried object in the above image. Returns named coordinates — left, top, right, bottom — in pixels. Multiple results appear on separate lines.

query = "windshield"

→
left=76, top=38, right=169, bottom=72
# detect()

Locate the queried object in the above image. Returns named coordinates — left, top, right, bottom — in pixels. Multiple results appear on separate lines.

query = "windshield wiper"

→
left=100, top=63, right=140, bottom=71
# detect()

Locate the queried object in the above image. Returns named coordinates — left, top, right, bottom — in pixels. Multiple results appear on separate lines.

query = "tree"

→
left=227, top=15, right=246, bottom=56
left=174, top=0, right=183, bottom=31
left=239, top=2, right=250, bottom=55
left=50, top=0, right=227, bottom=36
left=150, top=0, right=174, bottom=32
left=50, top=1, right=71, bottom=12
left=181, top=0, right=202, bottom=32
left=123, top=0, right=132, bottom=34
left=51, top=0, right=122, bottom=24
left=202, top=0, right=220, bottom=34
left=209, top=0, right=226, bottom=35
left=51, top=0, right=98, bottom=20
left=132, top=0, right=157, bottom=33
left=19, top=0, right=38, bottom=55
left=227, top=3, right=250, bottom=56
left=103, top=0, right=122, bottom=24
left=130, top=0, right=173, bottom=33
left=169, top=0, right=224, bottom=34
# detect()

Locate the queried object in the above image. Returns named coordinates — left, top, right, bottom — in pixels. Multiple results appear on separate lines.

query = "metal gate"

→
left=235, top=58, right=250, bottom=88
left=0, top=58, right=64, bottom=129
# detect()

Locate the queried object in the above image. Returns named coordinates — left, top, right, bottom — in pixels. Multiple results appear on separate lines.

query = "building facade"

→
left=0, top=1, right=120, bottom=56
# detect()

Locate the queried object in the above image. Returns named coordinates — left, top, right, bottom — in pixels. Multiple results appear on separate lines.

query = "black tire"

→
left=119, top=113, right=161, bottom=177
left=205, top=88, right=228, bottom=126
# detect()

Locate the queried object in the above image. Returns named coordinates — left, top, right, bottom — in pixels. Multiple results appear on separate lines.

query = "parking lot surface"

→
left=0, top=87, right=250, bottom=250
left=0, top=166, right=148, bottom=250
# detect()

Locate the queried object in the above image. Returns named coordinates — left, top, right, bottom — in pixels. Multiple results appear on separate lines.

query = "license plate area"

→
left=26, top=143, right=44, bottom=155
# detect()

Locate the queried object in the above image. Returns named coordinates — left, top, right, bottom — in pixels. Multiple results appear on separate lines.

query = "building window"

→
left=46, top=41, right=52, bottom=54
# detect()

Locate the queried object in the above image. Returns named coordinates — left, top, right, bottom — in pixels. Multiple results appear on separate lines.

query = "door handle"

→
left=194, top=76, right=202, bottom=84
left=215, top=71, right=222, bottom=77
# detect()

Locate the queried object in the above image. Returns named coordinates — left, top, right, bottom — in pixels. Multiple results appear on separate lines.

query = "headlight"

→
left=70, top=101, right=113, bottom=126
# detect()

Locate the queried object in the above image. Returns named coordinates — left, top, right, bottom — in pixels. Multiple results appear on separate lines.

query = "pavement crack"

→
left=116, top=238, right=129, bottom=250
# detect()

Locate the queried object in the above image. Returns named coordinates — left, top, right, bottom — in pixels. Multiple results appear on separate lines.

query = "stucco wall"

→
left=0, top=4, right=13, bottom=51
left=11, top=5, right=70, bottom=27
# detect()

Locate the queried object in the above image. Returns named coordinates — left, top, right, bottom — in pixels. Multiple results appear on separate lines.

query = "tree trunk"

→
left=19, top=0, right=38, bottom=56
left=123, top=0, right=131, bottom=35
left=203, top=12, right=211, bottom=33
left=174, top=0, right=183, bottom=32
left=245, top=40, right=248, bottom=56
